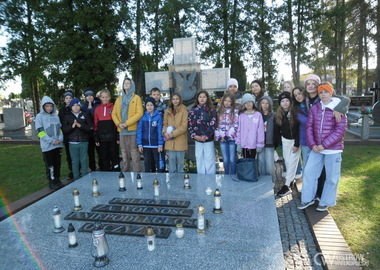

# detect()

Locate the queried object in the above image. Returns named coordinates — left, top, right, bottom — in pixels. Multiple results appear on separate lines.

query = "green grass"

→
left=0, top=144, right=379, bottom=268
left=0, top=144, right=69, bottom=203
left=330, top=145, right=380, bottom=270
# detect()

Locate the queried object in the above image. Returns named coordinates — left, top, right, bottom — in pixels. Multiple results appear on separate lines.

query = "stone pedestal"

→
left=361, top=114, right=370, bottom=140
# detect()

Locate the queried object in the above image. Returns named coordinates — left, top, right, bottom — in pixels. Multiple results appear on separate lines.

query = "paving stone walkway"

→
left=273, top=161, right=324, bottom=270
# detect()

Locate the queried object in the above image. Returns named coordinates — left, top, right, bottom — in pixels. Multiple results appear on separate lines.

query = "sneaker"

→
left=290, top=179, right=297, bottom=189
left=316, top=205, right=329, bottom=212
left=276, top=185, right=291, bottom=197
left=295, top=173, right=302, bottom=180
left=298, top=200, right=315, bottom=210
left=314, top=197, right=320, bottom=202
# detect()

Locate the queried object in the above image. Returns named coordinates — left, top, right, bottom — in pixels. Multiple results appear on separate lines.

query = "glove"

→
left=256, top=148, right=263, bottom=154
left=236, top=144, right=242, bottom=153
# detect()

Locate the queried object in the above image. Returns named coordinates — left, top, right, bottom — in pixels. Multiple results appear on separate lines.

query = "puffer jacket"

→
left=163, top=104, right=188, bottom=151
left=306, top=102, right=347, bottom=150
left=137, top=110, right=164, bottom=148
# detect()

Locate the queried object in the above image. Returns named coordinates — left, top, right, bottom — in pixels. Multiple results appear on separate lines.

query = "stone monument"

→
left=145, top=37, right=229, bottom=106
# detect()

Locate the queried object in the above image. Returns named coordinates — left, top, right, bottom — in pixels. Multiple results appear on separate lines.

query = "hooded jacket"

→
left=35, top=96, right=63, bottom=152
left=163, top=104, right=189, bottom=151
left=306, top=101, right=347, bottom=151
left=137, top=109, right=164, bottom=148
left=112, top=78, right=143, bottom=134
left=94, top=102, right=118, bottom=142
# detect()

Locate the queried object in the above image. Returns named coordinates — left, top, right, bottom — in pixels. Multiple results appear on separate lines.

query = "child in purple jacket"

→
left=298, top=83, right=347, bottom=212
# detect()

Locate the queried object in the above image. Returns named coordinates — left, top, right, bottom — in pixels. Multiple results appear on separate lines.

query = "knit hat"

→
left=304, top=74, right=321, bottom=85
left=144, top=97, right=156, bottom=108
left=251, top=80, right=263, bottom=89
left=318, top=84, right=334, bottom=95
left=84, top=89, right=94, bottom=97
left=241, top=93, right=255, bottom=105
left=278, top=92, right=291, bottom=105
left=63, top=91, right=74, bottom=97
left=226, top=78, right=238, bottom=89
left=69, top=98, right=82, bottom=108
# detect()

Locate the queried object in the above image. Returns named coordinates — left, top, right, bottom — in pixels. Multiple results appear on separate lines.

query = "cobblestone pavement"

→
left=273, top=162, right=324, bottom=270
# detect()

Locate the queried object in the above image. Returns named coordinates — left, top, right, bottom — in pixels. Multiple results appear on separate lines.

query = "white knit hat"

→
left=226, top=78, right=238, bottom=89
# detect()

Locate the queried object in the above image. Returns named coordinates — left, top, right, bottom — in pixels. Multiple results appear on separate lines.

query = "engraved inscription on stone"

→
left=64, top=211, right=201, bottom=228
left=92, top=204, right=194, bottom=217
left=78, top=223, right=172, bottom=239
left=109, top=198, right=190, bottom=208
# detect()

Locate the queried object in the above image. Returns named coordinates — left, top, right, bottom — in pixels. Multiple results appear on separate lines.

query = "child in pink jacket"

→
left=236, top=93, right=265, bottom=159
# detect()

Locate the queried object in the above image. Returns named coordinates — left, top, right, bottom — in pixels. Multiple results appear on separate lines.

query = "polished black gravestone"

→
left=109, top=197, right=190, bottom=208
left=92, top=204, right=194, bottom=217
left=64, top=211, right=203, bottom=228
left=78, top=223, right=172, bottom=238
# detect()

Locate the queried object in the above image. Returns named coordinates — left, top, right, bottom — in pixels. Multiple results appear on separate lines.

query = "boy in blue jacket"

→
left=137, top=97, right=164, bottom=172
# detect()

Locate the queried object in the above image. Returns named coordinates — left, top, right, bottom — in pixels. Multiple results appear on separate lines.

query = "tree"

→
left=247, top=0, right=278, bottom=95
left=276, top=0, right=320, bottom=85
left=0, top=0, right=47, bottom=113
left=196, top=0, right=250, bottom=90
left=45, top=0, right=122, bottom=96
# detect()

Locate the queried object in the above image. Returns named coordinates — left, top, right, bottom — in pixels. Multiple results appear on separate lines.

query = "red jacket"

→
left=94, top=103, right=118, bottom=142
left=306, top=102, right=347, bottom=151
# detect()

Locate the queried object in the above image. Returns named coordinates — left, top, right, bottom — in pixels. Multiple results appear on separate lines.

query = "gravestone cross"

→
left=145, top=37, right=229, bottom=106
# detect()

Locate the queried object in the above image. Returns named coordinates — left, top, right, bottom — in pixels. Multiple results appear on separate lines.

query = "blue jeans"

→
left=301, top=152, right=342, bottom=206
left=219, top=140, right=236, bottom=174
left=301, top=145, right=311, bottom=168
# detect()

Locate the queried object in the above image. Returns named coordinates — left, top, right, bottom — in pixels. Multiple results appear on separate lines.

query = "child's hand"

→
left=312, top=145, right=319, bottom=152
left=333, top=111, right=343, bottom=123
left=138, top=146, right=143, bottom=153
left=53, top=140, right=60, bottom=145
left=95, top=142, right=100, bottom=146
left=316, top=145, right=325, bottom=152
left=292, top=146, right=298, bottom=153
left=158, top=147, right=163, bottom=152
left=72, top=120, right=77, bottom=128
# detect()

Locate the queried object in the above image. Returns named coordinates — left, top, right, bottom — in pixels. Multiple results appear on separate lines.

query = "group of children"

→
left=35, top=74, right=348, bottom=212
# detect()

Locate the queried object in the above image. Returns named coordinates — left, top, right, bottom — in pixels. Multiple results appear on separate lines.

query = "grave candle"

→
left=73, top=189, right=83, bottom=211
left=136, top=173, right=143, bottom=189
left=92, top=179, right=101, bottom=196
left=52, top=206, right=65, bottom=233
left=68, top=223, right=78, bottom=248
left=118, top=172, right=126, bottom=192
left=213, top=189, right=223, bottom=214
left=153, top=178, right=160, bottom=196
left=183, top=173, right=191, bottom=189
left=145, top=226, right=156, bottom=251
left=91, top=222, right=109, bottom=267
left=175, top=223, right=184, bottom=238
left=197, top=204, right=206, bottom=234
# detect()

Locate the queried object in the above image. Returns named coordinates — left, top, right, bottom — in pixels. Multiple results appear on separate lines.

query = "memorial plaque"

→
left=109, top=198, right=191, bottom=208
left=92, top=204, right=194, bottom=217
left=64, top=211, right=203, bottom=228
left=349, top=96, right=373, bottom=107
left=78, top=223, right=172, bottom=239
